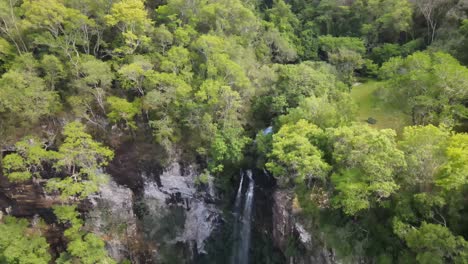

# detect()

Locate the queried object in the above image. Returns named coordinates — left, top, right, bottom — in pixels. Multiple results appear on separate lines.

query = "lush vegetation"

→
left=0, top=0, right=467, bottom=263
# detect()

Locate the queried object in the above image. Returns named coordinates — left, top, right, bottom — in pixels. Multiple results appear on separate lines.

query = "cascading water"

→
left=234, top=171, right=245, bottom=213
left=230, top=171, right=244, bottom=264
left=239, top=170, right=255, bottom=263
left=231, top=170, right=255, bottom=264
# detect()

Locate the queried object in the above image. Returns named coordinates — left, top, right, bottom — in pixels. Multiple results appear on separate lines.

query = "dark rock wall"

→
left=272, top=189, right=338, bottom=264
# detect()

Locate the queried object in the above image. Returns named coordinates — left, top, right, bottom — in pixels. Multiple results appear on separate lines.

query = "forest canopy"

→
left=0, top=0, right=467, bottom=263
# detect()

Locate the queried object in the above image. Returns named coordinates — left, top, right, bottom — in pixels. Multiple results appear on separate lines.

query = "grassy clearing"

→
left=350, top=81, right=411, bottom=134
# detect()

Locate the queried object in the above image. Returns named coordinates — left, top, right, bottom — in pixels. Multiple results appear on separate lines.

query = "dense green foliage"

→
left=3, top=122, right=114, bottom=199
left=53, top=205, right=116, bottom=264
left=0, top=216, right=51, bottom=264
left=0, top=0, right=467, bottom=263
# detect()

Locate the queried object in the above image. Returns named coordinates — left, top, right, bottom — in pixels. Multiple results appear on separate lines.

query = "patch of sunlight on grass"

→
left=351, top=81, right=411, bottom=134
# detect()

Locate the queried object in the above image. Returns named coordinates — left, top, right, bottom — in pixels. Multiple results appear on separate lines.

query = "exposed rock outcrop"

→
left=0, top=175, right=60, bottom=221
left=87, top=179, right=138, bottom=262
left=140, top=162, right=220, bottom=260
left=272, top=189, right=337, bottom=264
left=85, top=160, right=220, bottom=263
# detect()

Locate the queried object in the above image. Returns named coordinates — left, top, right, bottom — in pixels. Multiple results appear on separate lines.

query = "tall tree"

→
left=329, top=124, right=406, bottom=215
left=105, top=0, right=152, bottom=54
left=46, top=121, right=114, bottom=199
left=414, top=0, right=456, bottom=44
left=21, top=0, right=96, bottom=65
left=0, top=0, right=27, bottom=54
left=380, top=51, right=468, bottom=126
left=0, top=55, right=59, bottom=126
left=266, top=119, right=330, bottom=187
left=394, top=221, right=468, bottom=264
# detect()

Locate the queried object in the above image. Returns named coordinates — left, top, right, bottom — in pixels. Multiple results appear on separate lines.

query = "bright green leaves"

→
left=274, top=62, right=342, bottom=110
left=145, top=72, right=192, bottom=106
left=54, top=205, right=82, bottom=229
left=267, top=119, right=330, bottom=187
left=192, top=34, right=252, bottom=96
left=330, top=169, right=370, bottom=215
left=279, top=93, right=356, bottom=129
left=193, top=80, right=249, bottom=173
left=266, top=0, right=299, bottom=38
left=319, top=36, right=366, bottom=55
left=58, top=122, right=113, bottom=169
left=46, top=122, right=114, bottom=199
left=436, top=134, right=468, bottom=190
left=154, top=25, right=173, bottom=54
left=399, top=125, right=449, bottom=190
left=41, top=55, right=65, bottom=89
left=157, top=0, right=258, bottom=39
left=76, top=57, right=113, bottom=90
left=319, top=36, right=366, bottom=84
left=105, top=0, right=152, bottom=54
left=195, top=80, right=241, bottom=129
left=22, top=0, right=87, bottom=36
left=392, top=125, right=468, bottom=263
left=329, top=124, right=405, bottom=215
left=398, top=125, right=468, bottom=192
left=394, top=221, right=468, bottom=264
left=65, top=234, right=114, bottom=264
left=0, top=216, right=51, bottom=264
left=21, top=0, right=97, bottom=59
left=206, top=53, right=251, bottom=93
left=199, top=0, right=259, bottom=38
left=118, top=55, right=193, bottom=108
left=253, top=61, right=349, bottom=127
left=0, top=0, right=27, bottom=54
left=118, top=56, right=153, bottom=96
left=2, top=137, right=55, bottom=182
left=53, top=205, right=116, bottom=264
left=3, top=122, right=114, bottom=199
left=209, top=128, right=250, bottom=173
left=72, top=56, right=114, bottom=111
left=106, top=0, right=150, bottom=28
left=264, top=0, right=300, bottom=62
left=160, top=46, right=192, bottom=80
left=0, top=63, right=59, bottom=124
left=106, top=96, right=140, bottom=129
left=143, top=70, right=191, bottom=153
left=2, top=154, right=30, bottom=182
left=380, top=51, right=468, bottom=126
left=0, top=37, right=16, bottom=77
left=149, top=117, right=177, bottom=153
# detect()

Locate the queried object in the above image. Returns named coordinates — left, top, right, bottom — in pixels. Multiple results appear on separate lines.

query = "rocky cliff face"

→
left=1, top=150, right=220, bottom=263
left=85, top=159, right=220, bottom=263
left=87, top=179, right=139, bottom=262
left=140, top=162, right=220, bottom=261
left=0, top=176, right=60, bottom=220
left=272, top=189, right=337, bottom=264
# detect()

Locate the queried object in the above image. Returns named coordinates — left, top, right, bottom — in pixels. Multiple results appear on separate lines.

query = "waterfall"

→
left=239, top=170, right=254, bottom=263
left=234, top=171, right=245, bottom=212
left=231, top=170, right=255, bottom=264
left=230, top=171, right=244, bottom=264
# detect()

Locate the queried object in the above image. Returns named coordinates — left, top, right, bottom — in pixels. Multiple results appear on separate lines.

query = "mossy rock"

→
left=367, top=117, right=377, bottom=124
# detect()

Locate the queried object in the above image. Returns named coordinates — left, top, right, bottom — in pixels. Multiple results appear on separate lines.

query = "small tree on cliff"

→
left=2, top=121, right=114, bottom=200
